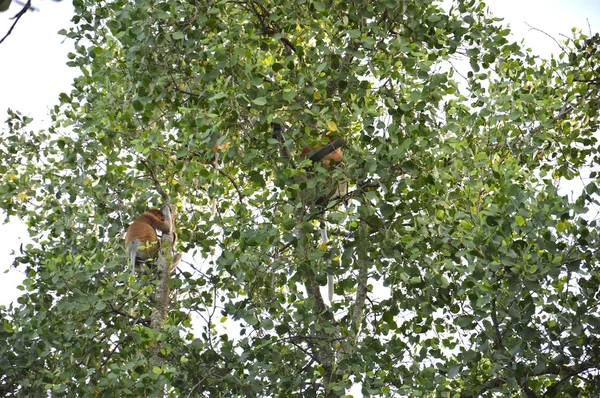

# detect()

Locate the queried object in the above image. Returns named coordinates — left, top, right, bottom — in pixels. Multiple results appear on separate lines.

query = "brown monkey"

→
left=272, top=125, right=348, bottom=304
left=271, top=123, right=345, bottom=168
left=300, top=137, right=346, bottom=303
left=125, top=209, right=172, bottom=276
left=300, top=136, right=347, bottom=204
left=209, top=134, right=229, bottom=165
left=300, top=137, right=344, bottom=167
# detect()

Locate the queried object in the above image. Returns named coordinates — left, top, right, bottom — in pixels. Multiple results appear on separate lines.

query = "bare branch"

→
left=150, top=204, right=178, bottom=381
left=351, top=258, right=368, bottom=333
left=216, top=167, right=244, bottom=201
left=525, top=23, right=566, bottom=53
left=0, top=0, right=30, bottom=45
left=140, top=158, right=168, bottom=201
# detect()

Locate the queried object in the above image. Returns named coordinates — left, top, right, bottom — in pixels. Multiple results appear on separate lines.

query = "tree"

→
left=1, top=0, right=599, bottom=396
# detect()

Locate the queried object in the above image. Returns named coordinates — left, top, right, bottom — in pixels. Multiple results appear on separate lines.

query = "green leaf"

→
left=556, top=221, right=569, bottom=232
left=209, top=92, right=227, bottom=101
left=261, top=318, right=274, bottom=330
left=132, top=100, right=143, bottom=111
left=313, top=1, right=326, bottom=11
left=508, top=110, right=521, bottom=121
left=380, top=204, right=395, bottom=219
left=252, top=97, right=267, bottom=106
left=3, top=321, right=13, bottom=333
left=282, top=89, right=296, bottom=102
left=2, top=1, right=599, bottom=396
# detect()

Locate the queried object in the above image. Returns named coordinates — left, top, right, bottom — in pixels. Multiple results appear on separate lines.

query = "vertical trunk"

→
left=305, top=280, right=342, bottom=398
left=350, top=224, right=370, bottom=344
left=149, top=204, right=177, bottom=395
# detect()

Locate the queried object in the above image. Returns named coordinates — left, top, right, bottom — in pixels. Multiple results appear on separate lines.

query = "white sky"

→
left=0, top=1, right=599, bottom=308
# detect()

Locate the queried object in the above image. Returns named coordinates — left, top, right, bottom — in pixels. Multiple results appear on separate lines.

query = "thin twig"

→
left=0, top=0, right=30, bottom=44
left=525, top=23, right=566, bottom=53
left=140, top=158, right=168, bottom=200
left=216, top=167, right=244, bottom=201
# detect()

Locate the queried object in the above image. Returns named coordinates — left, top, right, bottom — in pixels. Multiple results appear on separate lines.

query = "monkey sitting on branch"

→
left=272, top=123, right=348, bottom=303
left=272, top=122, right=347, bottom=205
left=299, top=136, right=348, bottom=205
left=125, top=207, right=181, bottom=277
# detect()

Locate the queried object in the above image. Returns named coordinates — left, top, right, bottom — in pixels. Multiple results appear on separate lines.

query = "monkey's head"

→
left=147, top=208, right=164, bottom=220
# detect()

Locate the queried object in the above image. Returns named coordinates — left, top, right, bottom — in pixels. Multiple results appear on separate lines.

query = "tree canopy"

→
left=1, top=0, right=600, bottom=396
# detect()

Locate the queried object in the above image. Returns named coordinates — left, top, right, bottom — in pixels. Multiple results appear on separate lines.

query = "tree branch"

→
left=140, top=158, right=168, bottom=201
left=216, top=167, right=244, bottom=201
left=305, top=279, right=341, bottom=397
left=150, top=203, right=178, bottom=381
left=0, top=0, right=30, bottom=45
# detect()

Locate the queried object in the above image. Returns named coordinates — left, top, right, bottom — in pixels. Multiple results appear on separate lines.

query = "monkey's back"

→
left=125, top=213, right=161, bottom=259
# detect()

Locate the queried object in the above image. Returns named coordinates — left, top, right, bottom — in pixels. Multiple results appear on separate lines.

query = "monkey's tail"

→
left=320, top=226, right=334, bottom=304
left=328, top=274, right=334, bottom=303
left=127, top=240, right=139, bottom=277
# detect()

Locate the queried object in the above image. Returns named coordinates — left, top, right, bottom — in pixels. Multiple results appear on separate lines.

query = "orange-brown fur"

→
left=298, top=137, right=346, bottom=205
left=208, top=136, right=229, bottom=166
left=125, top=209, right=171, bottom=272
left=212, top=140, right=229, bottom=155
left=300, top=137, right=343, bottom=167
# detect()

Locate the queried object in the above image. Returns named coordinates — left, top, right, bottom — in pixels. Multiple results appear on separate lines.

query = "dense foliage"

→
left=1, top=0, right=600, bottom=396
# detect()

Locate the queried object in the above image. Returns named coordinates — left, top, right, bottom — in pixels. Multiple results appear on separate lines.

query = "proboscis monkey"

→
left=125, top=209, right=172, bottom=276
left=209, top=131, right=229, bottom=165
left=301, top=136, right=347, bottom=303
left=300, top=136, right=347, bottom=204
left=300, top=137, right=344, bottom=167
left=272, top=123, right=345, bottom=170
left=272, top=124, right=347, bottom=304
